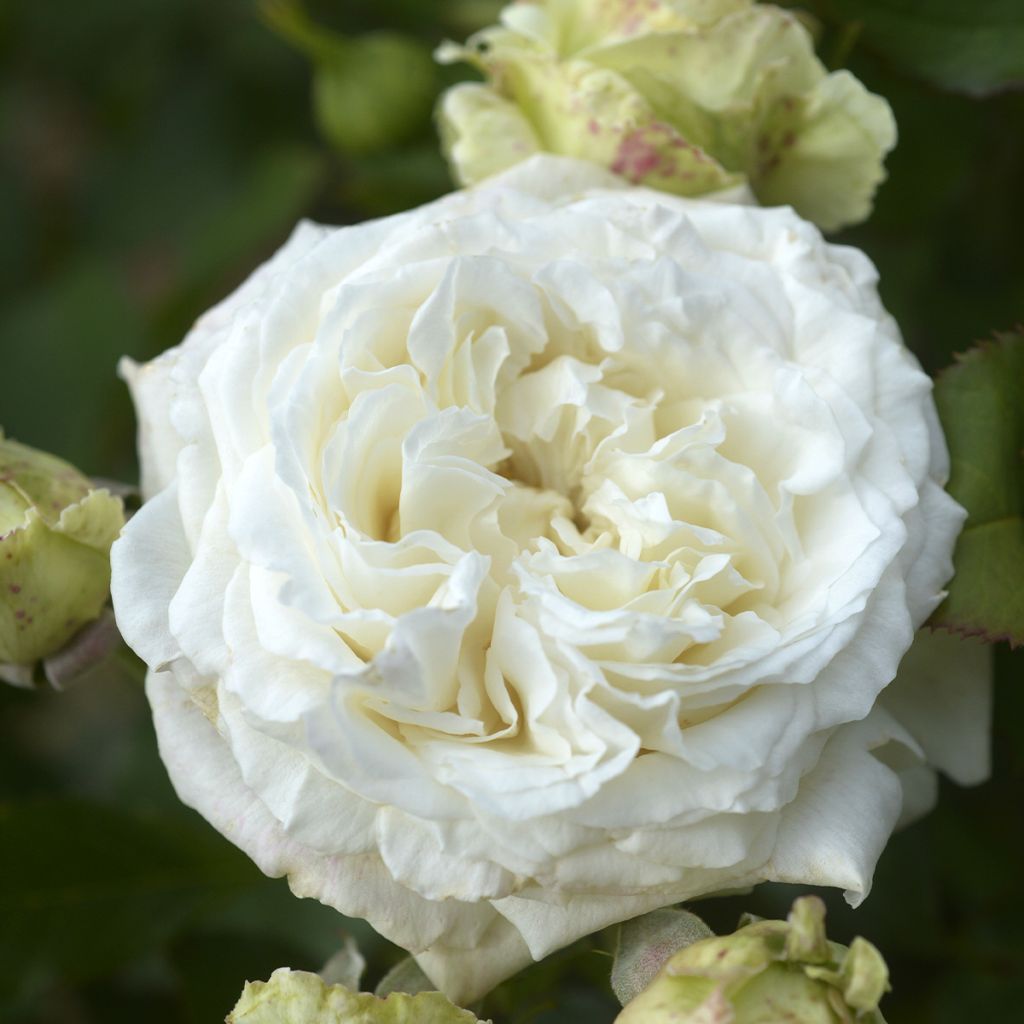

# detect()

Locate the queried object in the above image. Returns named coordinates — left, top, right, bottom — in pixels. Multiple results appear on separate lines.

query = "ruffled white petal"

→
left=110, top=484, right=189, bottom=668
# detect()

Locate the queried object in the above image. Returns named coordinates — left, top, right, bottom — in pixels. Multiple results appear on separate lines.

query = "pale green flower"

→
left=615, top=896, right=889, bottom=1023
left=227, top=969, right=487, bottom=1024
left=0, top=435, right=124, bottom=684
left=437, top=0, right=895, bottom=230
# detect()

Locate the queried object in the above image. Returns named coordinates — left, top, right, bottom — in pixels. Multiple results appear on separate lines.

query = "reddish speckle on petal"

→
left=611, top=129, right=664, bottom=181
left=8, top=583, right=20, bottom=594
left=587, top=118, right=600, bottom=135
left=15, top=610, right=26, bottom=620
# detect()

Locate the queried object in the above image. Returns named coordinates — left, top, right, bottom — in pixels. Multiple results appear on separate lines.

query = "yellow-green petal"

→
left=0, top=437, right=94, bottom=530
left=505, top=0, right=752, bottom=56
left=227, top=969, right=486, bottom=1024
left=440, top=35, right=738, bottom=195
left=0, top=436, right=124, bottom=673
left=839, top=938, right=889, bottom=1014
left=438, top=0, right=895, bottom=229
left=437, top=83, right=541, bottom=186
left=784, top=896, right=830, bottom=965
left=754, top=70, right=896, bottom=232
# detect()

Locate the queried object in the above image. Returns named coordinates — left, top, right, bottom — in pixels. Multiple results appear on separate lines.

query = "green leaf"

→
left=0, top=799, right=263, bottom=998
left=610, top=907, right=713, bottom=1006
left=827, top=0, right=1024, bottom=96
left=931, top=330, right=1024, bottom=646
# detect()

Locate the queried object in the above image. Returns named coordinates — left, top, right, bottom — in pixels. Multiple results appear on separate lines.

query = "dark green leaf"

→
left=827, top=0, right=1024, bottom=95
left=0, top=799, right=262, bottom=998
left=931, top=330, right=1024, bottom=646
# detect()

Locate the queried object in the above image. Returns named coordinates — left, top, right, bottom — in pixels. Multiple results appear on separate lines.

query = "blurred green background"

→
left=1, top=1, right=1021, bottom=1021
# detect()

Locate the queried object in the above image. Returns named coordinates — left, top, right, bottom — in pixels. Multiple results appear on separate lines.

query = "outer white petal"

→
left=120, top=354, right=182, bottom=501
left=109, top=484, right=189, bottom=668
left=415, top=920, right=533, bottom=1008
left=146, top=669, right=506, bottom=977
left=764, top=710, right=917, bottom=905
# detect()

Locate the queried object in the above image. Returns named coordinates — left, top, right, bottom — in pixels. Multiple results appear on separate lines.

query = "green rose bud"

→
left=227, top=968, right=488, bottom=1024
left=437, top=0, right=896, bottom=230
left=0, top=435, right=124, bottom=686
left=262, top=0, right=437, bottom=156
left=615, top=896, right=890, bottom=1023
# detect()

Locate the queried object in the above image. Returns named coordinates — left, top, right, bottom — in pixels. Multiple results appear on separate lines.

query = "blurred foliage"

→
left=932, top=331, right=1024, bottom=647
left=823, top=0, right=1024, bottom=96
left=0, top=1, right=1022, bottom=1022
left=0, top=798, right=263, bottom=994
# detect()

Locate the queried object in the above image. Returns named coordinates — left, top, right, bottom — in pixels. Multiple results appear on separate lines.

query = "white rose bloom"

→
left=111, top=156, right=990, bottom=1005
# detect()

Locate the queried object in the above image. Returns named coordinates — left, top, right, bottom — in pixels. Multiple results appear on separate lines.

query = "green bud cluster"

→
left=616, top=896, right=889, bottom=1023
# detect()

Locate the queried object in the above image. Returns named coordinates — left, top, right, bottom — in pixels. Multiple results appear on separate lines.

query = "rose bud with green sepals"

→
left=616, top=895, right=889, bottom=1023
left=0, top=435, right=125, bottom=686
